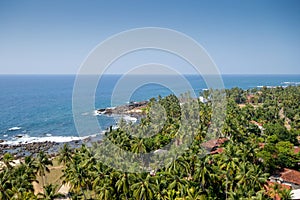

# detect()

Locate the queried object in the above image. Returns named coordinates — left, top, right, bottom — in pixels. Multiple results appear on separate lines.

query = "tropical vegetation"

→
left=1, top=85, right=299, bottom=199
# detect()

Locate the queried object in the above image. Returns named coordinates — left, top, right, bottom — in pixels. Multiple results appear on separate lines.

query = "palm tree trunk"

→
left=41, top=175, right=45, bottom=188
left=81, top=187, right=87, bottom=200
left=44, top=174, right=47, bottom=186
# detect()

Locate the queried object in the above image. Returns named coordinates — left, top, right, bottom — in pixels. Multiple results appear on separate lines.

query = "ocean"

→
left=0, top=74, right=299, bottom=144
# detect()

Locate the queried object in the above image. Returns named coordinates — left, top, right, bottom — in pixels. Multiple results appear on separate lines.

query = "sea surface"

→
left=0, top=74, right=299, bottom=144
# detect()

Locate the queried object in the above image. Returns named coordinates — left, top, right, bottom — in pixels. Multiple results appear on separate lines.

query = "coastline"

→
left=1, top=83, right=300, bottom=159
left=0, top=100, right=150, bottom=158
left=0, top=134, right=103, bottom=159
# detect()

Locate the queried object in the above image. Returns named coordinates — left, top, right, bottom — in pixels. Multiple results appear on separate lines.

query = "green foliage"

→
left=1, top=86, right=300, bottom=199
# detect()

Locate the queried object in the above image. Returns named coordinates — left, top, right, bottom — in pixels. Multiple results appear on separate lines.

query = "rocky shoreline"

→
left=96, top=100, right=148, bottom=117
left=0, top=100, right=150, bottom=159
left=0, top=135, right=102, bottom=160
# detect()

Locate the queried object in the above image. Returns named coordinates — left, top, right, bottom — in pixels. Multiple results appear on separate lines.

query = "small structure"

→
left=201, top=138, right=228, bottom=154
left=250, top=120, right=264, bottom=130
left=210, top=147, right=224, bottom=155
left=269, top=168, right=300, bottom=199
left=199, top=96, right=208, bottom=103
left=246, top=94, right=256, bottom=103
left=278, top=168, right=300, bottom=189
left=294, top=146, right=300, bottom=154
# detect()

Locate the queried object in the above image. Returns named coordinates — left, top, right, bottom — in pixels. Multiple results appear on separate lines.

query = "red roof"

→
left=210, top=147, right=224, bottom=155
left=250, top=120, right=263, bottom=127
left=280, top=168, right=300, bottom=185
left=294, top=146, right=300, bottom=154
left=201, top=138, right=228, bottom=150
left=259, top=143, right=265, bottom=148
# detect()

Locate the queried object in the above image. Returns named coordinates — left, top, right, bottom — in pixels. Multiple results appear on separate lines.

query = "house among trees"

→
left=246, top=94, right=256, bottom=103
left=201, top=138, right=228, bottom=154
left=269, top=168, right=300, bottom=199
left=199, top=96, right=208, bottom=103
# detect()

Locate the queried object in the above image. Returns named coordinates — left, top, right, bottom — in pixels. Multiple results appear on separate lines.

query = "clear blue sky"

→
left=0, top=0, right=299, bottom=74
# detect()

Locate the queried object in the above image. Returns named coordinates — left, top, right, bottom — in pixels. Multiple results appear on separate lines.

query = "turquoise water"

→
left=0, top=74, right=299, bottom=143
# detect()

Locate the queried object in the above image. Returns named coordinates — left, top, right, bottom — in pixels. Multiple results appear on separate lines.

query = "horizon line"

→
left=0, top=73, right=300, bottom=76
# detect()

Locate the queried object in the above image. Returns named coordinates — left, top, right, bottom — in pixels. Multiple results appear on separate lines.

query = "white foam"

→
left=107, top=107, right=116, bottom=109
left=122, top=116, right=137, bottom=123
left=282, top=81, right=300, bottom=85
left=112, top=125, right=119, bottom=130
left=93, top=110, right=103, bottom=116
left=8, top=127, right=21, bottom=131
left=112, top=114, right=138, bottom=124
left=1, top=134, right=99, bottom=145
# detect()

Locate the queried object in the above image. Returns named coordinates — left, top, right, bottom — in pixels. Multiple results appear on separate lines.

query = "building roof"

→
left=280, top=168, right=300, bottom=185
left=210, top=147, right=224, bottom=155
left=201, top=138, right=228, bottom=150
left=294, top=146, right=300, bottom=154
left=259, top=143, right=265, bottom=148
left=250, top=120, right=263, bottom=127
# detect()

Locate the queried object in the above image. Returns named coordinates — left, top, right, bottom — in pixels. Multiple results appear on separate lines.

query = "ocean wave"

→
left=122, top=115, right=137, bottom=123
left=81, top=112, right=89, bottom=116
left=112, top=125, right=119, bottom=130
left=8, top=127, right=22, bottom=131
left=107, top=107, right=116, bottom=109
left=0, top=134, right=99, bottom=145
left=93, top=110, right=103, bottom=116
left=257, top=85, right=279, bottom=88
left=282, top=81, right=300, bottom=85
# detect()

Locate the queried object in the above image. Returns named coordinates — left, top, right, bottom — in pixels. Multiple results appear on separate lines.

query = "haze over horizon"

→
left=0, top=0, right=300, bottom=75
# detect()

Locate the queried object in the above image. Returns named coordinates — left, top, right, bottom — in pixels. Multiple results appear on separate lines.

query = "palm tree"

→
left=17, top=191, right=37, bottom=200
left=36, top=151, right=53, bottom=187
left=0, top=169, right=12, bottom=199
left=2, top=153, right=14, bottom=169
left=194, top=156, right=213, bottom=190
left=131, top=138, right=146, bottom=154
left=58, top=143, right=73, bottom=166
left=62, top=154, right=89, bottom=200
left=24, top=155, right=38, bottom=176
left=167, top=155, right=190, bottom=176
left=165, top=172, right=188, bottom=197
left=10, top=163, right=36, bottom=197
left=131, top=174, right=158, bottom=200
left=97, top=183, right=115, bottom=200
left=38, top=184, right=64, bottom=200
left=116, top=172, right=132, bottom=200
left=185, top=187, right=206, bottom=200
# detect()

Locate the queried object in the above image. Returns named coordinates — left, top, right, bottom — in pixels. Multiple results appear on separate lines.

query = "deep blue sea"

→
left=0, top=74, right=299, bottom=144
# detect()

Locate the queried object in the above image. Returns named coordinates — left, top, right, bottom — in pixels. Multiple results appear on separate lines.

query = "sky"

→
left=0, top=0, right=299, bottom=74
